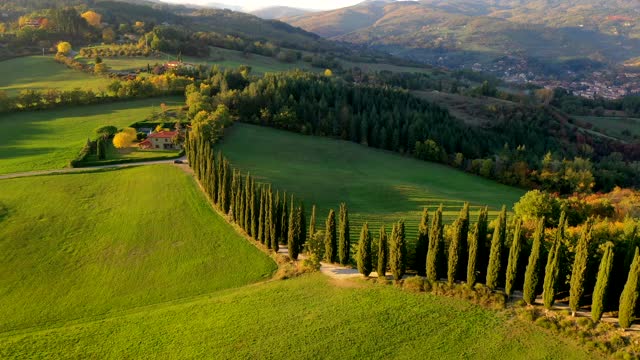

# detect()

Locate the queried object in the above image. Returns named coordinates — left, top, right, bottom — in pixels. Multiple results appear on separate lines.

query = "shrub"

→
left=403, top=276, right=425, bottom=292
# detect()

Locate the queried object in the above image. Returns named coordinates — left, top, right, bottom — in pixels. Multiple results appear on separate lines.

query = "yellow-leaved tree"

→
left=81, top=11, right=102, bottom=28
left=324, top=69, right=333, bottom=77
left=57, top=42, right=72, bottom=55
left=113, top=128, right=137, bottom=149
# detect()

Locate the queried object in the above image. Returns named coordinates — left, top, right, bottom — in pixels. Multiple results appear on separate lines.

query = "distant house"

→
left=165, top=61, right=196, bottom=71
left=139, top=131, right=180, bottom=150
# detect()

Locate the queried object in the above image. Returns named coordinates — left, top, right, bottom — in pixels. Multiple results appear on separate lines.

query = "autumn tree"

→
left=113, top=128, right=136, bottom=148
left=57, top=41, right=72, bottom=55
left=81, top=11, right=102, bottom=27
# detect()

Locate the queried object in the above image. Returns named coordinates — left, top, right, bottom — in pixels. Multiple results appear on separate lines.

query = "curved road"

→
left=0, top=157, right=187, bottom=180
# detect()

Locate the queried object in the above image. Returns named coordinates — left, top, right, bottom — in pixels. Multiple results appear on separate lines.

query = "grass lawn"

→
left=218, top=124, right=525, bottom=241
left=0, top=274, right=595, bottom=359
left=0, top=165, right=276, bottom=333
left=0, top=96, right=182, bottom=175
left=0, top=56, right=111, bottom=96
left=576, top=115, right=640, bottom=142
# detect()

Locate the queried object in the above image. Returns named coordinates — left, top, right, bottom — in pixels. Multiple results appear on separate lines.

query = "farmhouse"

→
left=165, top=61, right=196, bottom=71
left=139, top=131, right=180, bottom=150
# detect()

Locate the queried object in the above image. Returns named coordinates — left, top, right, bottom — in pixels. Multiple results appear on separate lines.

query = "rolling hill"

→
left=284, top=0, right=640, bottom=69
left=250, top=6, right=313, bottom=20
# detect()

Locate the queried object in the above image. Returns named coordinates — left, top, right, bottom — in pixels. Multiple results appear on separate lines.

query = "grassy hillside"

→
left=0, top=56, right=111, bottom=96
left=0, top=165, right=276, bottom=333
left=218, top=124, right=525, bottom=240
left=0, top=97, right=181, bottom=175
left=0, top=274, right=595, bottom=359
left=576, top=115, right=640, bottom=142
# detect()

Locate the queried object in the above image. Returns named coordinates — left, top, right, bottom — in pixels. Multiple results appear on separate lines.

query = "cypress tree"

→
left=269, top=189, right=277, bottom=251
left=221, top=159, right=231, bottom=214
left=288, top=196, right=298, bottom=259
left=592, top=242, right=615, bottom=322
left=486, top=205, right=507, bottom=290
left=309, top=205, right=317, bottom=241
left=338, top=203, right=351, bottom=265
left=523, top=217, right=545, bottom=305
left=619, top=247, right=640, bottom=329
left=468, top=208, right=488, bottom=287
left=229, top=170, right=238, bottom=221
left=257, top=187, right=265, bottom=244
left=324, top=209, right=337, bottom=263
left=271, top=191, right=280, bottom=251
left=244, top=173, right=251, bottom=232
left=97, top=138, right=105, bottom=160
left=376, top=225, right=388, bottom=278
left=357, top=223, right=373, bottom=277
left=505, top=218, right=523, bottom=297
left=215, top=152, right=223, bottom=206
left=211, top=151, right=218, bottom=204
left=543, top=211, right=566, bottom=309
left=250, top=180, right=257, bottom=237
left=569, top=219, right=594, bottom=316
left=265, top=188, right=273, bottom=249
left=389, top=221, right=407, bottom=281
left=299, top=202, right=306, bottom=254
left=426, top=205, right=444, bottom=282
left=448, top=204, right=469, bottom=284
left=414, top=208, right=429, bottom=277
left=281, top=192, right=288, bottom=245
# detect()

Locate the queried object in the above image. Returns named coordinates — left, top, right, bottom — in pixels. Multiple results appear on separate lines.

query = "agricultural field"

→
left=0, top=96, right=182, bottom=175
left=0, top=165, right=276, bottom=333
left=0, top=274, right=594, bottom=359
left=0, top=56, right=111, bottom=96
left=218, top=124, right=525, bottom=241
left=576, top=115, right=640, bottom=142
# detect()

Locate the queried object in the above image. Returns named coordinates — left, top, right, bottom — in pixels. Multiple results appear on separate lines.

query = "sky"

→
left=161, top=0, right=365, bottom=11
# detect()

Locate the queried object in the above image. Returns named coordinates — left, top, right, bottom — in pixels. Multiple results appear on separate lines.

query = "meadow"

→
left=218, top=124, right=525, bottom=241
left=0, top=165, right=276, bottom=333
left=0, top=56, right=111, bottom=96
left=576, top=115, right=640, bottom=142
left=0, top=96, right=181, bottom=175
left=0, top=274, right=595, bottom=359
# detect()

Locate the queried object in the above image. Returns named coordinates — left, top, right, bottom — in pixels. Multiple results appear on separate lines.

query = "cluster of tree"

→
left=552, top=88, right=640, bottom=118
left=187, top=69, right=640, bottom=193
left=79, top=44, right=156, bottom=58
left=186, top=136, right=307, bottom=258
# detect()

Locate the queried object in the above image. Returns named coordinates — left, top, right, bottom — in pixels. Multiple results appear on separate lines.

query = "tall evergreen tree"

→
left=448, top=204, right=470, bottom=284
left=426, top=205, right=444, bottom=282
left=338, top=203, right=351, bottom=265
left=299, top=202, right=307, bottom=254
left=357, top=223, right=373, bottom=277
left=250, top=180, right=257, bottom=237
left=592, top=242, right=615, bottom=322
left=505, top=218, right=523, bottom=297
left=269, top=189, right=277, bottom=251
left=415, top=208, right=429, bottom=277
left=377, top=225, right=388, bottom=278
left=486, top=206, right=507, bottom=290
left=543, top=212, right=566, bottom=309
left=389, top=221, right=407, bottom=281
left=244, top=173, right=251, bottom=232
left=272, top=192, right=281, bottom=251
left=523, top=217, right=545, bottom=305
left=258, top=188, right=265, bottom=244
left=467, top=207, right=488, bottom=287
left=569, top=219, right=594, bottom=316
left=288, top=196, right=298, bottom=259
left=281, top=192, right=288, bottom=245
left=309, top=205, right=317, bottom=240
left=265, top=188, right=273, bottom=249
left=619, top=247, right=640, bottom=329
left=324, top=209, right=337, bottom=263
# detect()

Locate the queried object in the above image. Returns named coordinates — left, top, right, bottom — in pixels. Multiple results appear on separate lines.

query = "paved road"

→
left=0, top=157, right=187, bottom=180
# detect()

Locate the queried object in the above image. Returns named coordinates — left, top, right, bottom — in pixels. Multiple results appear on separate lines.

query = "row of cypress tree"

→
left=188, top=135, right=640, bottom=328
left=187, top=135, right=306, bottom=258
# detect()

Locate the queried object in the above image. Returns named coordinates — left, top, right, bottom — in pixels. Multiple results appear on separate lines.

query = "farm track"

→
left=0, top=157, right=187, bottom=180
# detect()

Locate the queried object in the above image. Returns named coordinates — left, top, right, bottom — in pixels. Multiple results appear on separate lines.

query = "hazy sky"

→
left=162, top=0, right=364, bottom=11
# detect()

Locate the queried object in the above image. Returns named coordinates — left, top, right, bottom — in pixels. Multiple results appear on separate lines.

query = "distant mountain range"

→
left=250, top=6, right=313, bottom=20
left=284, top=0, right=640, bottom=71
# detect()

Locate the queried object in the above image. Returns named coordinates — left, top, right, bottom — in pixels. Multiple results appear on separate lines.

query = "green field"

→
left=0, top=165, right=276, bottom=333
left=576, top=115, right=640, bottom=142
left=218, top=124, right=525, bottom=241
left=0, top=56, right=111, bottom=96
left=0, top=274, right=594, bottom=359
left=0, top=97, right=182, bottom=175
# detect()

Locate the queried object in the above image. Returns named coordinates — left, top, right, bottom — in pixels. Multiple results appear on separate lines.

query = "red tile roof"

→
left=148, top=131, right=177, bottom=139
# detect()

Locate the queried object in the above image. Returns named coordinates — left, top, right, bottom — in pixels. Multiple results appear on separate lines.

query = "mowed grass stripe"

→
left=218, top=123, right=525, bottom=243
left=0, top=165, right=276, bottom=333
left=0, top=96, right=182, bottom=175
